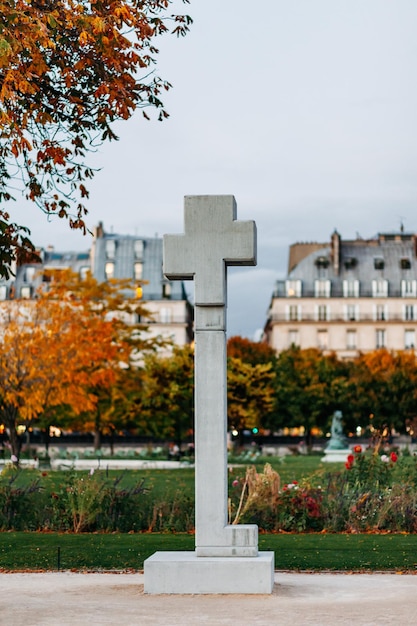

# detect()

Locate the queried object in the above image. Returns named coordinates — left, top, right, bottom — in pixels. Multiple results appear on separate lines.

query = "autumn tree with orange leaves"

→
left=0, top=0, right=192, bottom=277
left=0, top=269, right=155, bottom=461
left=348, top=349, right=417, bottom=434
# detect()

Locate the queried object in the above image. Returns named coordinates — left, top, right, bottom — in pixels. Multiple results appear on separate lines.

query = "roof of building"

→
left=275, top=231, right=417, bottom=298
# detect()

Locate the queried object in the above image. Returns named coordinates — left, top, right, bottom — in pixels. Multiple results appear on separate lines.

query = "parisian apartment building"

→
left=0, top=222, right=193, bottom=348
left=264, top=229, right=417, bottom=358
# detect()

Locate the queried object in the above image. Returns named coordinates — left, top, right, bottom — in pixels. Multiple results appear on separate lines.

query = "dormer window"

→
left=374, top=258, right=384, bottom=270
left=105, top=239, right=116, bottom=259
left=315, top=256, right=329, bottom=269
left=344, top=257, right=357, bottom=270
left=134, top=240, right=144, bottom=259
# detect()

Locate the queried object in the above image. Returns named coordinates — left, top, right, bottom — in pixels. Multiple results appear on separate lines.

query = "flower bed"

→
left=228, top=447, right=417, bottom=533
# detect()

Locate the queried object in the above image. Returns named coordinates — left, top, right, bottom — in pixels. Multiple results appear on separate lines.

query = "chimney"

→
left=331, top=229, right=341, bottom=276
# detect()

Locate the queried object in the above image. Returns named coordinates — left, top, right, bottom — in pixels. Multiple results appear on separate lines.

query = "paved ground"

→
left=1, top=571, right=417, bottom=625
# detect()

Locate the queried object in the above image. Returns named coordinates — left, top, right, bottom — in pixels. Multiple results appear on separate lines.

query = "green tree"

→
left=272, top=347, right=351, bottom=444
left=137, top=345, right=194, bottom=447
left=0, top=0, right=192, bottom=277
left=227, top=357, right=275, bottom=433
left=349, top=349, right=417, bottom=435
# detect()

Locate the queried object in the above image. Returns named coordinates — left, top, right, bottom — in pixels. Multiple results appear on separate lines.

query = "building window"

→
left=20, top=286, right=31, bottom=299
left=105, top=262, right=115, bottom=280
left=376, top=329, right=386, bottom=349
left=286, top=280, right=302, bottom=297
left=315, top=279, right=331, bottom=297
left=317, top=330, right=328, bottom=350
left=400, top=258, right=411, bottom=270
left=134, top=240, right=144, bottom=259
left=344, top=257, right=357, bottom=270
left=0, top=285, right=7, bottom=300
left=342, top=280, right=359, bottom=297
left=374, top=258, right=384, bottom=270
left=404, top=305, right=415, bottom=321
left=134, top=262, right=143, bottom=281
left=286, top=304, right=300, bottom=321
left=288, top=330, right=299, bottom=347
left=162, top=282, right=172, bottom=299
left=405, top=330, right=415, bottom=349
left=315, top=256, right=329, bottom=269
left=401, top=280, right=417, bottom=297
left=79, top=266, right=89, bottom=281
left=25, top=267, right=36, bottom=283
left=375, top=304, right=387, bottom=321
left=372, top=279, right=388, bottom=297
left=105, top=239, right=116, bottom=259
left=160, top=307, right=172, bottom=323
left=346, top=330, right=357, bottom=350
left=346, top=304, right=358, bottom=321
left=317, top=305, right=328, bottom=321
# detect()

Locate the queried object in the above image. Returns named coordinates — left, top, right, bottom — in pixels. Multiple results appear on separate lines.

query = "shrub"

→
left=0, top=467, right=46, bottom=530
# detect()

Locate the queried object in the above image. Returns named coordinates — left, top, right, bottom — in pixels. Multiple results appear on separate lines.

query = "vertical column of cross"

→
left=194, top=306, right=228, bottom=554
left=163, top=195, right=258, bottom=557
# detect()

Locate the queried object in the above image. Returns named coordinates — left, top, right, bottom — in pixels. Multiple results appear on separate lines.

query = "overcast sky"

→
left=12, top=0, right=417, bottom=338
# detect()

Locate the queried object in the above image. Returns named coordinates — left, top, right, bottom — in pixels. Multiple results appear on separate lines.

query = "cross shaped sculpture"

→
left=164, top=195, right=258, bottom=557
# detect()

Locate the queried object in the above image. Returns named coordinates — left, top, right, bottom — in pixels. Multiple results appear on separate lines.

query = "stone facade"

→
left=0, top=223, right=193, bottom=347
left=264, top=230, right=417, bottom=358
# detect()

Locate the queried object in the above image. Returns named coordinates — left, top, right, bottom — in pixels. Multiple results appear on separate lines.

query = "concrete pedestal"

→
left=144, top=551, right=275, bottom=594
left=321, top=448, right=351, bottom=463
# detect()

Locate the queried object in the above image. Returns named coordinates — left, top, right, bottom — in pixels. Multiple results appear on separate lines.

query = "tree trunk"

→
left=109, top=426, right=115, bottom=456
left=94, top=408, right=102, bottom=451
left=3, top=405, right=20, bottom=463
left=305, top=425, right=313, bottom=450
left=93, top=428, right=101, bottom=451
left=44, top=425, right=50, bottom=454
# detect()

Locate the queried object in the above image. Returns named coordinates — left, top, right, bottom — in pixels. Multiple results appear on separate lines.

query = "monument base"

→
left=144, top=551, right=275, bottom=594
left=321, top=448, right=351, bottom=463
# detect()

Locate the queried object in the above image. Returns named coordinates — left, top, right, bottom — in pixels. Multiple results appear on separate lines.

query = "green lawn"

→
left=9, top=454, right=339, bottom=497
left=2, top=456, right=417, bottom=572
left=1, top=532, right=416, bottom=572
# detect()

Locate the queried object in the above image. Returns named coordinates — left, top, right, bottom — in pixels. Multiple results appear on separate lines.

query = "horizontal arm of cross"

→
left=163, top=196, right=256, bottom=305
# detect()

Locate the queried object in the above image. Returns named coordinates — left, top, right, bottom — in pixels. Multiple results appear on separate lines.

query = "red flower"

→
left=353, top=445, right=362, bottom=454
left=347, top=454, right=354, bottom=464
left=345, top=461, right=353, bottom=470
left=390, top=451, right=398, bottom=463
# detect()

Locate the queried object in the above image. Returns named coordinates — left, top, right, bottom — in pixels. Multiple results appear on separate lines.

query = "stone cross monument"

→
left=144, top=196, right=274, bottom=594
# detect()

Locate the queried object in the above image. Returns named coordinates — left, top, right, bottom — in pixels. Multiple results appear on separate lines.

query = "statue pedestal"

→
left=321, top=448, right=351, bottom=463
left=144, top=551, right=275, bottom=594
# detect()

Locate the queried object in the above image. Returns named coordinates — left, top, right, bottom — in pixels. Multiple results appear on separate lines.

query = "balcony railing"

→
left=143, top=316, right=191, bottom=325
left=267, top=312, right=415, bottom=323
left=272, top=288, right=410, bottom=298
